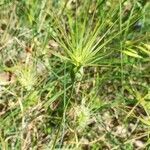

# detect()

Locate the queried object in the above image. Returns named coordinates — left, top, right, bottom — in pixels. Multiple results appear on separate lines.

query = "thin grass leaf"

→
left=123, top=49, right=142, bottom=58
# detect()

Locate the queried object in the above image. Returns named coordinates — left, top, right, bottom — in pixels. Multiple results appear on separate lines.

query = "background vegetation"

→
left=0, top=0, right=150, bottom=149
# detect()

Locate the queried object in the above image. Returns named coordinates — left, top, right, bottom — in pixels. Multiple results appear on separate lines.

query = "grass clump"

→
left=0, top=0, right=150, bottom=149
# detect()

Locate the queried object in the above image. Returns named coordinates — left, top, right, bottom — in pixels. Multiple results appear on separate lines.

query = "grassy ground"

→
left=0, top=0, right=150, bottom=149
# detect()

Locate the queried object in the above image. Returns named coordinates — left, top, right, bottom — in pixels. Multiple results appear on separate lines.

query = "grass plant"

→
left=0, top=0, right=150, bottom=149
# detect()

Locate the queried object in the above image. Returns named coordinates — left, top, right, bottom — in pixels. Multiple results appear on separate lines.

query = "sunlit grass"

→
left=0, top=0, right=150, bottom=149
